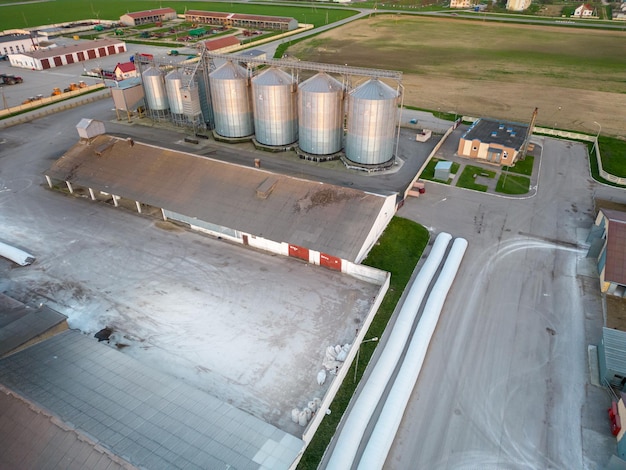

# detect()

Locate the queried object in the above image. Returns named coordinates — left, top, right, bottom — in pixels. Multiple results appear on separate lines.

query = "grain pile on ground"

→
left=290, top=16, right=626, bottom=136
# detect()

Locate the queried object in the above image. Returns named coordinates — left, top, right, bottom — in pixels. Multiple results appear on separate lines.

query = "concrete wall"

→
left=0, top=86, right=109, bottom=129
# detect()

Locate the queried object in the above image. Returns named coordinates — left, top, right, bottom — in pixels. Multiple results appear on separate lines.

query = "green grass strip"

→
left=420, top=158, right=460, bottom=185
left=496, top=173, right=530, bottom=194
left=296, top=216, right=429, bottom=469
left=456, top=165, right=495, bottom=192
left=502, top=155, right=534, bottom=176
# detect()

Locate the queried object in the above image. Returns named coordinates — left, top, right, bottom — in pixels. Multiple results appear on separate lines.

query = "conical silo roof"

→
left=210, top=61, right=247, bottom=80
left=252, top=67, right=294, bottom=86
left=300, top=73, right=343, bottom=93
left=350, top=79, right=397, bottom=100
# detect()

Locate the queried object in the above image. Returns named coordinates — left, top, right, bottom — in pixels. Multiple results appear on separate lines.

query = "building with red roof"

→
left=114, top=61, right=137, bottom=80
left=120, top=8, right=177, bottom=27
left=204, top=36, right=240, bottom=52
left=185, top=10, right=298, bottom=31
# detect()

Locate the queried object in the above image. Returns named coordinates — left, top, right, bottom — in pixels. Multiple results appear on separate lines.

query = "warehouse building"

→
left=590, top=209, right=626, bottom=294
left=0, top=32, right=43, bottom=57
left=185, top=10, right=298, bottom=31
left=457, top=118, right=527, bottom=166
left=119, top=8, right=177, bottom=27
left=45, top=124, right=395, bottom=266
left=8, top=38, right=126, bottom=70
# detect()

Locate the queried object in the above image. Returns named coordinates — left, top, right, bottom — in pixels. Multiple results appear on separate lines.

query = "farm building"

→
left=45, top=131, right=395, bottom=265
left=572, top=3, right=595, bottom=17
left=114, top=61, right=137, bottom=80
left=506, top=0, right=531, bottom=10
left=0, top=32, right=43, bottom=57
left=185, top=10, right=298, bottom=31
left=8, top=38, right=126, bottom=70
left=119, top=8, right=177, bottom=27
left=457, top=118, right=527, bottom=166
left=204, top=36, right=240, bottom=52
left=590, top=209, right=626, bottom=294
left=450, top=0, right=475, bottom=8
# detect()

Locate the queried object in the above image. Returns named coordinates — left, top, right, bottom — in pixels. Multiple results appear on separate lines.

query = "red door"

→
left=41, top=58, right=50, bottom=69
left=320, top=253, right=342, bottom=271
left=65, top=54, right=74, bottom=64
left=97, top=47, right=106, bottom=57
left=117, top=45, right=125, bottom=53
left=87, top=49, right=96, bottom=59
left=53, top=56, right=62, bottom=67
left=288, top=244, right=309, bottom=262
left=107, top=45, right=115, bottom=54
left=77, top=51, right=85, bottom=61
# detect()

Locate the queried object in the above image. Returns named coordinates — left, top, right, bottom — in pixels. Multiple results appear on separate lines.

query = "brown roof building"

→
left=120, top=8, right=177, bottom=26
left=594, top=209, right=626, bottom=293
left=185, top=10, right=298, bottom=31
left=8, top=38, right=126, bottom=70
left=204, top=35, right=240, bottom=51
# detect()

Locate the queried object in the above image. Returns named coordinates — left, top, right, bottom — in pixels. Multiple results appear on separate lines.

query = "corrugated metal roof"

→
left=603, top=209, right=626, bottom=285
left=603, top=327, right=626, bottom=374
left=0, top=330, right=303, bottom=469
left=210, top=61, right=247, bottom=80
left=299, top=72, right=343, bottom=93
left=350, top=79, right=397, bottom=100
left=46, top=135, right=389, bottom=262
left=186, top=10, right=294, bottom=23
left=252, top=67, right=294, bottom=86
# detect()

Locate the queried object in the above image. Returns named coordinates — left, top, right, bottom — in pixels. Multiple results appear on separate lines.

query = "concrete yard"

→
left=0, top=103, right=381, bottom=436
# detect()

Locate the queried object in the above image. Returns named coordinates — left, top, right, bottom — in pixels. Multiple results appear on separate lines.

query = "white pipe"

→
left=325, top=232, right=452, bottom=470
left=357, top=238, right=468, bottom=470
left=0, top=241, right=35, bottom=266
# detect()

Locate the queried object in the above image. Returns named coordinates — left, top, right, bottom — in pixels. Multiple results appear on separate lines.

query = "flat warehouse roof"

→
left=47, top=135, right=390, bottom=261
left=22, top=39, right=124, bottom=59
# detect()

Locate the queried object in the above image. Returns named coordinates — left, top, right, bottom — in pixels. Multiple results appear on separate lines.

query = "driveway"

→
left=385, top=136, right=614, bottom=468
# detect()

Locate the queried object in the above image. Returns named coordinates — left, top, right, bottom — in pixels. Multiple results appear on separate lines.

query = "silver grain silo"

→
left=298, top=73, right=344, bottom=155
left=251, top=67, right=297, bottom=146
left=209, top=61, right=254, bottom=138
left=345, top=79, right=398, bottom=165
left=165, top=70, right=185, bottom=115
left=142, top=67, right=168, bottom=111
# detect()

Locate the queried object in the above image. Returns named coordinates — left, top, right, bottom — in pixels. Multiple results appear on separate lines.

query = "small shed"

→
left=434, top=160, right=453, bottom=181
left=598, top=327, right=626, bottom=389
left=76, top=119, right=105, bottom=140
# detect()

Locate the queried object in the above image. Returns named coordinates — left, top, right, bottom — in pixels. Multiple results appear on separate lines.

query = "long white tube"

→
left=325, top=232, right=452, bottom=470
left=357, top=237, right=469, bottom=470
left=0, top=241, right=35, bottom=266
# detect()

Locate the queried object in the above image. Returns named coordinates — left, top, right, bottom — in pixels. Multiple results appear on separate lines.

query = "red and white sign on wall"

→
left=288, top=244, right=309, bottom=262
left=320, top=253, right=342, bottom=271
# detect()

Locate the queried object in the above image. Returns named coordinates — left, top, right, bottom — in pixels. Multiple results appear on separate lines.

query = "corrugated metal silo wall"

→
left=165, top=71, right=185, bottom=114
left=345, top=83, right=397, bottom=165
left=209, top=63, right=254, bottom=138
left=298, top=73, right=344, bottom=155
left=142, top=68, right=169, bottom=111
left=252, top=69, right=298, bottom=146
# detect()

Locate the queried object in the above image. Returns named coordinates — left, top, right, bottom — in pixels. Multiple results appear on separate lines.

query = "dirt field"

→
left=290, top=16, right=626, bottom=136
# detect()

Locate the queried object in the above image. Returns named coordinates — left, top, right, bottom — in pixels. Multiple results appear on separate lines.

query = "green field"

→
left=0, top=1, right=357, bottom=31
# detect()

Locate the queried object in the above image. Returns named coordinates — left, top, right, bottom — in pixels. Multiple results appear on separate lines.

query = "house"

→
left=114, top=61, right=137, bottom=80
left=0, top=32, right=43, bottom=57
left=572, top=3, right=595, bottom=17
left=457, top=119, right=528, bottom=166
left=119, top=8, right=177, bottom=27
left=506, top=0, right=531, bottom=11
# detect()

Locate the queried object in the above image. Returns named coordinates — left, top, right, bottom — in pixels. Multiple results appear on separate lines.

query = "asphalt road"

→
left=381, top=137, right=613, bottom=468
